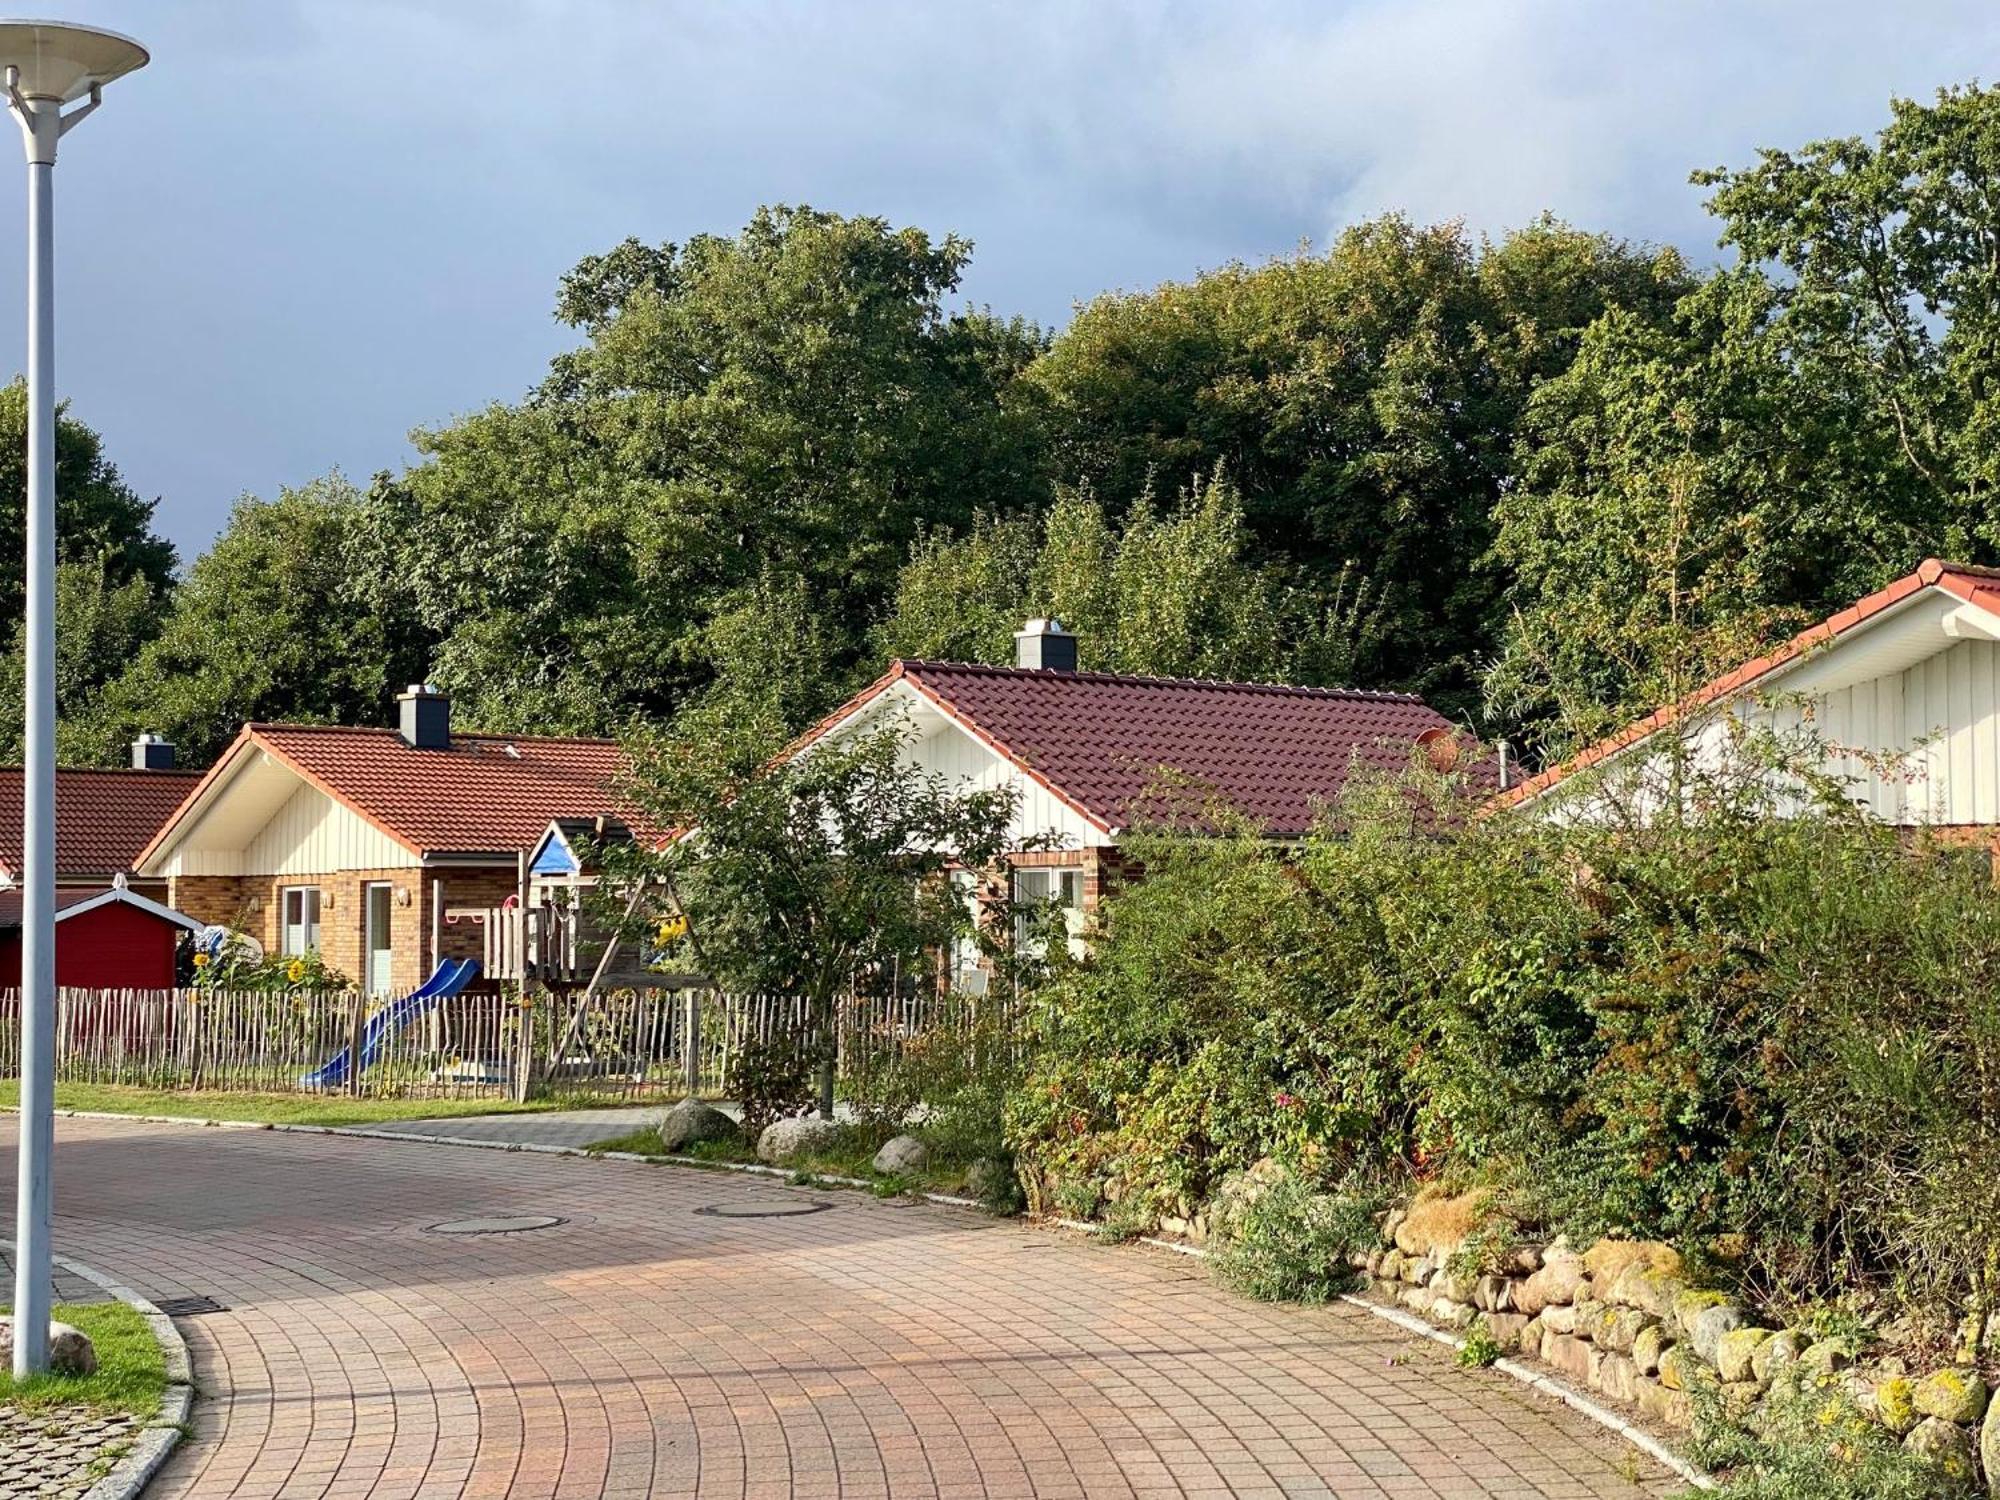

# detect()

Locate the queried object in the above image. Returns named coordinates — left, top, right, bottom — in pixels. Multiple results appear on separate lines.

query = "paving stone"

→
left=3, top=1113, right=1681, bottom=1500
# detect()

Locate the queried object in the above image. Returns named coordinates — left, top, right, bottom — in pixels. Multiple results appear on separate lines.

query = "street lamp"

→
left=0, top=19, right=146, bottom=1380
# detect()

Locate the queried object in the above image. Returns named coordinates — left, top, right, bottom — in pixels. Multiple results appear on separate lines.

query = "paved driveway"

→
left=3, top=1116, right=1678, bottom=1499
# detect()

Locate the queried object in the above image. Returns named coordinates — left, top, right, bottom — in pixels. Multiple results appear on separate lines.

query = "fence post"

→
left=682, top=989, right=699, bottom=1097
left=347, top=990, right=366, bottom=1099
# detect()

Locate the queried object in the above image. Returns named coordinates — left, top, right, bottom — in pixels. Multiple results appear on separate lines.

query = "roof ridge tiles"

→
left=894, top=658, right=1423, bottom=702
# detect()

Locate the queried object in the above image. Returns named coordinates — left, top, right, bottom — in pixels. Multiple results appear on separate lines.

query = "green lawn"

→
left=0, top=1300, right=168, bottom=1417
left=0, top=1080, right=597, bottom=1128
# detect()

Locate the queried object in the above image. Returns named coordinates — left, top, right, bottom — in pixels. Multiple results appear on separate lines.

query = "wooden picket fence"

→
left=0, top=985, right=999, bottom=1102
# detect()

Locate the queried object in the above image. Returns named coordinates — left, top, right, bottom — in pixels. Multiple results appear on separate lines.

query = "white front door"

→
left=364, top=883, right=394, bottom=995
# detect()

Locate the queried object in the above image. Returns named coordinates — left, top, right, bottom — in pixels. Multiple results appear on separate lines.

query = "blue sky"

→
left=4, top=0, right=1999, bottom=557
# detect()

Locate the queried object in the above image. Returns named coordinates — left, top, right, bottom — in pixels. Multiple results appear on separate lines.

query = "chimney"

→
left=397, top=683, right=451, bottom=750
left=1013, top=617, right=1078, bottom=672
left=130, top=732, right=176, bottom=771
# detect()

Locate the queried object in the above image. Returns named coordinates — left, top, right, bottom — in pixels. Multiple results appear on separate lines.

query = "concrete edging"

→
left=51, top=1254, right=193, bottom=1500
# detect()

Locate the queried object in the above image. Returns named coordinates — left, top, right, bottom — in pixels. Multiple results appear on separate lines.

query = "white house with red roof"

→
left=792, top=619, right=1477, bottom=970
left=1498, top=559, right=2000, bottom=828
left=135, top=687, right=640, bottom=995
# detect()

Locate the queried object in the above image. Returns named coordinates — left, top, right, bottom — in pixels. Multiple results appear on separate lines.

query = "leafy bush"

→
left=1455, top=1319, right=1502, bottom=1369
left=1688, top=1382, right=1958, bottom=1500
left=1209, top=1174, right=1381, bottom=1304
left=192, top=930, right=349, bottom=992
left=1007, top=745, right=2000, bottom=1340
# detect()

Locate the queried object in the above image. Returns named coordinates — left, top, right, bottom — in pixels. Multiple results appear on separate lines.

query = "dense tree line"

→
left=36, top=85, right=2000, bottom=768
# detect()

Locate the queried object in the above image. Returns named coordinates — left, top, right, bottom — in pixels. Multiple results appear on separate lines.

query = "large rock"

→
left=965, top=1157, right=1012, bottom=1202
left=1750, top=1329, right=1805, bottom=1385
left=1658, top=1343, right=1700, bottom=1392
left=658, top=1097, right=741, bottom=1153
left=1483, top=1312, right=1533, bottom=1352
left=1583, top=1239, right=1681, bottom=1286
left=1981, top=1387, right=2000, bottom=1497
left=1607, top=1263, right=1684, bottom=1320
left=1876, top=1376, right=1919, bottom=1436
left=1515, top=1248, right=1588, bottom=1316
left=1715, top=1326, right=1773, bottom=1383
left=1689, top=1303, right=1749, bottom=1366
left=756, top=1115, right=842, bottom=1165
left=1592, top=1307, right=1656, bottom=1355
left=1597, top=1351, right=1640, bottom=1404
left=1540, top=1331, right=1601, bottom=1386
left=0, top=1319, right=96, bottom=1375
left=871, top=1134, right=929, bottom=1175
left=1672, top=1288, right=1733, bottom=1338
left=1907, top=1417, right=1978, bottom=1488
left=1632, top=1323, right=1671, bottom=1377
left=1915, top=1368, right=1991, bottom=1426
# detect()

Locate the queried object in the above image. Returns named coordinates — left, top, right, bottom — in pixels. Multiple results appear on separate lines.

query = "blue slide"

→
left=302, top=958, right=480, bottom=1089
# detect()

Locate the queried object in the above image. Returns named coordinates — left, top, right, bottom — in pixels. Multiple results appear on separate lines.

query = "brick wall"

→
left=166, top=875, right=251, bottom=930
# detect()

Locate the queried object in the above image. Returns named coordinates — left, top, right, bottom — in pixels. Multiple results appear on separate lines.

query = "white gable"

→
left=1529, top=585, right=2000, bottom=827
left=812, top=678, right=1109, bottom=851
left=146, top=752, right=419, bottom=876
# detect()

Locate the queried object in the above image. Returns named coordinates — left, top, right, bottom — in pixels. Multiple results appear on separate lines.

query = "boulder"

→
left=1501, top=1244, right=1543, bottom=1277
left=1540, top=1332, right=1600, bottom=1386
left=871, top=1134, right=929, bottom=1175
left=1658, top=1343, right=1700, bottom=1392
left=1914, top=1368, right=1991, bottom=1426
left=1430, top=1269, right=1476, bottom=1305
left=1906, top=1417, right=1978, bottom=1488
left=1672, top=1288, right=1733, bottom=1338
left=1483, top=1312, right=1533, bottom=1353
left=1473, top=1274, right=1512, bottom=1313
left=756, top=1115, right=842, bottom=1165
left=1592, top=1307, right=1657, bottom=1355
left=658, top=1097, right=741, bottom=1153
left=1632, top=1323, right=1670, bottom=1377
left=1689, top=1303, right=1749, bottom=1366
left=1875, top=1376, right=1919, bottom=1436
left=1379, top=1248, right=1406, bottom=1283
left=1981, top=1388, right=2000, bottom=1498
left=1430, top=1298, right=1477, bottom=1331
left=1583, top=1239, right=1681, bottom=1286
left=1750, top=1329, right=1804, bottom=1385
left=1608, top=1263, right=1684, bottom=1320
left=1715, top=1326, right=1774, bottom=1384
left=1597, top=1351, right=1639, bottom=1404
left=1798, top=1337, right=1857, bottom=1378
left=1541, top=1303, right=1581, bottom=1336
left=0, top=1319, right=96, bottom=1376
left=1514, top=1248, right=1588, bottom=1316
left=1634, top=1376, right=1693, bottom=1430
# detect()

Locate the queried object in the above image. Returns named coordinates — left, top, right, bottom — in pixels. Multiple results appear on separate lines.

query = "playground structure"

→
left=300, top=957, right=480, bottom=1090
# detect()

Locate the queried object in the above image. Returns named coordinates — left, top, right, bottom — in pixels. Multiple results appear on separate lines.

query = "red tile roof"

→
left=0, top=767, right=202, bottom=879
left=1494, top=558, right=2000, bottom=808
left=141, top=724, right=642, bottom=865
left=808, top=661, right=1474, bottom=837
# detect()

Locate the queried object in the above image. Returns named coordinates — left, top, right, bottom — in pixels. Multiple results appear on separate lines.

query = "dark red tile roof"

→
left=141, top=725, right=644, bottom=864
left=0, top=767, right=202, bottom=879
left=865, top=661, right=1472, bottom=836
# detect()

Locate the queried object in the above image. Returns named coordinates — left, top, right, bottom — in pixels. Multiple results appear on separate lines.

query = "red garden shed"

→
left=0, top=878, right=202, bottom=989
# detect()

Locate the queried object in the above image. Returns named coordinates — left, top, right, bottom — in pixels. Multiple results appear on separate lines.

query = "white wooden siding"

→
left=164, top=781, right=419, bottom=875
left=908, top=716, right=1108, bottom=851
left=1560, top=636, right=2000, bottom=827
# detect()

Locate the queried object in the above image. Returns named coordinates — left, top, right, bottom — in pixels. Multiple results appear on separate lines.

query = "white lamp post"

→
left=0, top=19, right=146, bottom=1379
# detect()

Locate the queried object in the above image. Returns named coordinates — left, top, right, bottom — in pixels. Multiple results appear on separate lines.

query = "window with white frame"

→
left=281, top=886, right=321, bottom=956
left=948, top=869, right=986, bottom=993
left=1011, top=865, right=1085, bottom=959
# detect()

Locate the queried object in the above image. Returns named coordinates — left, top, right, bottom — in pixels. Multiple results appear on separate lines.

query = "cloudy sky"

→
left=6, top=0, right=2000, bottom=555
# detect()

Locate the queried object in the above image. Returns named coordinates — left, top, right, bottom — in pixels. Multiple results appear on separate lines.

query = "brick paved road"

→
left=2, top=1116, right=1679, bottom=1499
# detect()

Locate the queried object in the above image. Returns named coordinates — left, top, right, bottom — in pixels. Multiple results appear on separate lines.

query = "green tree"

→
left=1025, top=217, right=1691, bottom=712
left=383, top=206, right=1048, bottom=736
left=0, top=380, right=177, bottom=627
left=94, top=475, right=431, bottom=766
left=0, top=553, right=166, bottom=765
left=609, top=709, right=1020, bottom=1119
left=878, top=476, right=1383, bottom=685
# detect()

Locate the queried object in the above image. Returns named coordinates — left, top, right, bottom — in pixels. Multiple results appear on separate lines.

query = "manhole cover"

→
left=695, top=1200, right=835, bottom=1219
left=155, top=1295, right=227, bottom=1316
left=425, top=1214, right=569, bottom=1236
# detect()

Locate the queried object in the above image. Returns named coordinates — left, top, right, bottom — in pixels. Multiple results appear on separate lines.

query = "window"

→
left=281, top=887, right=321, bottom=956
left=948, top=869, right=986, bottom=993
left=1012, top=866, right=1085, bottom=959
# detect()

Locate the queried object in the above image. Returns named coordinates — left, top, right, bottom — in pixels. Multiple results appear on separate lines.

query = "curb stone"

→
left=27, top=1107, right=1704, bottom=1490
left=48, top=1255, right=193, bottom=1500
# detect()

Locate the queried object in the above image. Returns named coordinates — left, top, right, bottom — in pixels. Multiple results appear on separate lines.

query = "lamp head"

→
left=0, top=20, right=145, bottom=101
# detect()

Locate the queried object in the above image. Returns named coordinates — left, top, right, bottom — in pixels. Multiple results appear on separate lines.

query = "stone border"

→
left=30, top=1107, right=1708, bottom=1490
left=49, top=1255, right=193, bottom=1500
